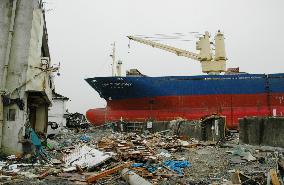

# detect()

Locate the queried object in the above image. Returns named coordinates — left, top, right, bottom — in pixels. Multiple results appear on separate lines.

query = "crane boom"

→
left=127, top=31, right=227, bottom=75
left=127, top=36, right=199, bottom=61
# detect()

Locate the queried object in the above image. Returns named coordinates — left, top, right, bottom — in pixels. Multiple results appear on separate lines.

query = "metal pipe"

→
left=0, top=0, right=18, bottom=149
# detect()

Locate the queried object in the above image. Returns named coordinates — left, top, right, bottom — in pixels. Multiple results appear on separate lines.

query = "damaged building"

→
left=47, top=92, right=69, bottom=136
left=0, top=0, right=56, bottom=154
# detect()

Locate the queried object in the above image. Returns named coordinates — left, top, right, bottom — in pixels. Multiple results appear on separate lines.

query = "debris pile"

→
left=0, top=125, right=283, bottom=185
left=66, top=112, right=89, bottom=129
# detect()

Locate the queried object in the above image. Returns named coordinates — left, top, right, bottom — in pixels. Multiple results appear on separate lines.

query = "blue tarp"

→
left=163, top=160, right=191, bottom=175
left=131, top=163, right=158, bottom=173
left=80, top=134, right=91, bottom=142
left=27, top=128, right=51, bottom=161
left=132, top=160, right=191, bottom=174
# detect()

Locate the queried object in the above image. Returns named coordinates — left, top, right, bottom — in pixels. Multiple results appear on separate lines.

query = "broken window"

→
left=7, top=109, right=16, bottom=121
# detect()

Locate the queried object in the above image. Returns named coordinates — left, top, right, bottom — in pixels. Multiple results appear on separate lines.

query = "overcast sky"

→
left=45, top=0, right=284, bottom=114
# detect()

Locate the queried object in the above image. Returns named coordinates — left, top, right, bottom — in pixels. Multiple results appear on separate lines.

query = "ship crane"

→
left=127, top=31, right=227, bottom=75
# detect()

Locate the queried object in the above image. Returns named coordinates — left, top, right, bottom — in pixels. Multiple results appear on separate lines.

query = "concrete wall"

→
left=0, top=0, right=54, bottom=154
left=113, top=121, right=172, bottom=133
left=0, top=1, right=12, bottom=76
left=49, top=99, right=67, bottom=126
left=1, top=0, right=40, bottom=93
left=113, top=117, right=225, bottom=142
left=0, top=0, right=35, bottom=154
left=2, top=103, right=24, bottom=154
left=239, top=117, right=284, bottom=148
left=169, top=118, right=226, bottom=142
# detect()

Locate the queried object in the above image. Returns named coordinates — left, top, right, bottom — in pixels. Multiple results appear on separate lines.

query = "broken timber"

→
left=86, top=162, right=129, bottom=183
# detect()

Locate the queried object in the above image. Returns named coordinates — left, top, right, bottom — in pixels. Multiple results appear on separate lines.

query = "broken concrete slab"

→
left=63, top=145, right=114, bottom=169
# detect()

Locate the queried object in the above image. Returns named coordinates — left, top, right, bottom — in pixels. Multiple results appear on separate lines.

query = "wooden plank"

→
left=76, top=165, right=84, bottom=175
left=231, top=170, right=241, bottom=184
left=86, top=163, right=129, bottom=183
left=270, top=169, right=280, bottom=185
left=38, top=169, right=50, bottom=180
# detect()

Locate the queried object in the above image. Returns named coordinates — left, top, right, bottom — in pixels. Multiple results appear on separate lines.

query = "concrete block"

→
left=239, top=117, right=284, bottom=148
left=262, top=117, right=284, bottom=148
left=239, top=118, right=248, bottom=144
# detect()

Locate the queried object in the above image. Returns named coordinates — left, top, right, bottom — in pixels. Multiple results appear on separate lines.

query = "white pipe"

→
left=121, top=168, right=152, bottom=185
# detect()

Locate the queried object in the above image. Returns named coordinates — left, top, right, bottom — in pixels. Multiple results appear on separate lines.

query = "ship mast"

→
left=110, top=42, right=122, bottom=76
left=111, top=42, right=116, bottom=76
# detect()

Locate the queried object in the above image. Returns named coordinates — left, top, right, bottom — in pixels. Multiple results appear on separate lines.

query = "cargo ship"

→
left=85, top=31, right=284, bottom=129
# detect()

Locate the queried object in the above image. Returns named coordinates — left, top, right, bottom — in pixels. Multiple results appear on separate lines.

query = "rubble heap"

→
left=0, top=126, right=283, bottom=185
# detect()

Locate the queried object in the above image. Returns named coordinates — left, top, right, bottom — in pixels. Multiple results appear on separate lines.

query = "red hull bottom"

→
left=86, top=94, right=284, bottom=129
